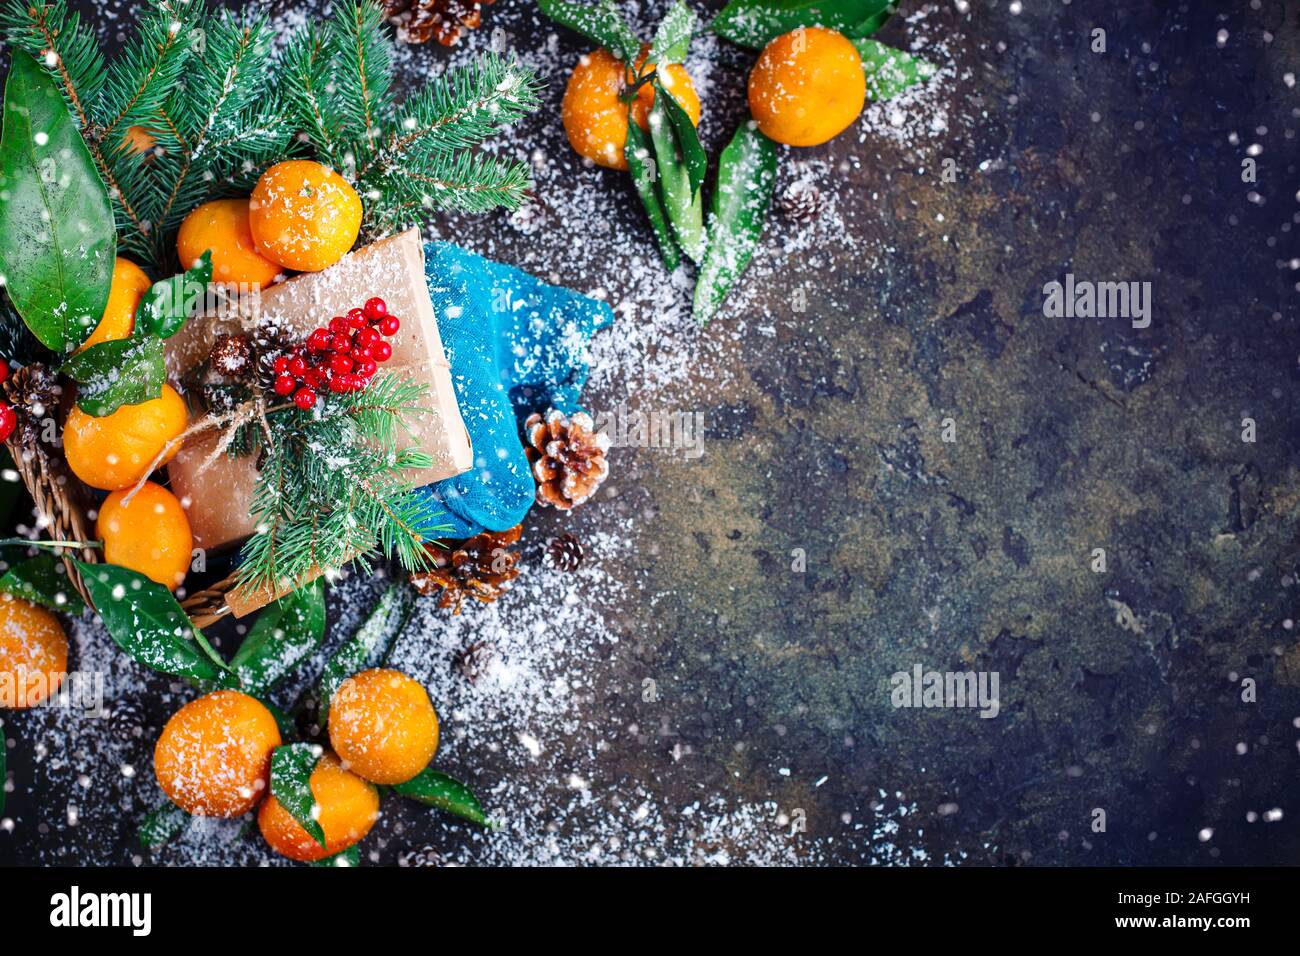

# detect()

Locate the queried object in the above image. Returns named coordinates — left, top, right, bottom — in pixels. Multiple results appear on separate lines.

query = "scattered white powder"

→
left=1, top=0, right=971, bottom=866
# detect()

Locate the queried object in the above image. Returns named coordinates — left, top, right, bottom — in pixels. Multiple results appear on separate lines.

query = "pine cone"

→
left=410, top=525, right=522, bottom=613
left=524, top=410, right=610, bottom=510
left=399, top=845, right=447, bottom=867
left=251, top=323, right=299, bottom=391
left=777, top=182, right=825, bottom=223
left=546, top=533, right=584, bottom=571
left=2, top=363, right=62, bottom=447
left=108, top=700, right=147, bottom=740
left=210, top=333, right=252, bottom=379
left=454, top=640, right=495, bottom=683
left=384, top=0, right=493, bottom=46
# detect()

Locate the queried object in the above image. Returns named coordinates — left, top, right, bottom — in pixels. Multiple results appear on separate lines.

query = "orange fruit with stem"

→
left=63, top=383, right=188, bottom=491
left=327, top=668, right=439, bottom=785
left=248, top=161, right=362, bottom=273
left=177, top=198, right=282, bottom=290
left=0, top=596, right=68, bottom=709
left=257, top=752, right=380, bottom=862
left=748, top=27, right=866, bottom=147
left=562, top=46, right=701, bottom=171
left=78, top=257, right=151, bottom=354
left=97, top=481, right=193, bottom=590
left=153, top=690, right=282, bottom=817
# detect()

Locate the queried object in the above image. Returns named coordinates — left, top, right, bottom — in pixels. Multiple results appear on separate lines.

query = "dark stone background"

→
left=3, top=0, right=1299, bottom=866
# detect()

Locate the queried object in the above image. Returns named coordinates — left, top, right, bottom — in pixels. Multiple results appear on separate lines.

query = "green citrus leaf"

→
left=854, top=6, right=894, bottom=36
left=0, top=553, right=86, bottom=614
left=270, top=743, right=327, bottom=850
left=693, top=122, right=778, bottom=324
left=853, top=38, right=936, bottom=101
left=230, top=579, right=326, bottom=695
left=138, top=250, right=212, bottom=339
left=61, top=335, right=165, bottom=417
left=649, top=0, right=696, bottom=64
left=262, top=700, right=298, bottom=740
left=538, top=0, right=640, bottom=63
left=655, top=79, right=706, bottom=197
left=625, top=112, right=680, bottom=270
left=139, top=802, right=189, bottom=848
left=0, top=51, right=115, bottom=353
left=311, top=845, right=361, bottom=867
left=711, top=0, right=895, bottom=48
left=76, top=560, right=228, bottom=682
left=648, top=91, right=704, bottom=262
left=316, top=583, right=411, bottom=724
left=391, top=768, right=492, bottom=828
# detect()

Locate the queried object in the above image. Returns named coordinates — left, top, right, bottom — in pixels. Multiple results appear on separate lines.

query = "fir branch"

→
left=328, top=0, right=394, bottom=170
left=278, top=23, right=344, bottom=169
left=0, top=0, right=105, bottom=130
left=367, top=152, right=532, bottom=231
left=151, top=104, right=191, bottom=154
left=236, top=374, right=443, bottom=594
left=357, top=54, right=540, bottom=181
left=334, top=372, right=430, bottom=448
left=96, top=1, right=195, bottom=140
left=146, top=9, right=291, bottom=266
left=152, top=14, right=268, bottom=225
left=100, top=135, right=160, bottom=260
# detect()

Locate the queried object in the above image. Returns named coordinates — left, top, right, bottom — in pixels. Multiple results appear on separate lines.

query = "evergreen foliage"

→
left=280, top=0, right=541, bottom=234
left=238, top=373, right=450, bottom=594
left=2, top=0, right=541, bottom=269
left=2, top=0, right=290, bottom=269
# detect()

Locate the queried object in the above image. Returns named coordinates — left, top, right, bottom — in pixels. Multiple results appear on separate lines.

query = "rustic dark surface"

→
left=3, top=0, right=1300, bottom=866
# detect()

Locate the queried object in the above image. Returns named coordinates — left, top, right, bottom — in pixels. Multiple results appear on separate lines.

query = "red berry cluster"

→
left=271, top=297, right=401, bottom=410
left=0, top=359, right=12, bottom=442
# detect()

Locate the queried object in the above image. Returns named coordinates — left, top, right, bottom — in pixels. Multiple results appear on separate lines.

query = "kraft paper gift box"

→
left=165, top=229, right=473, bottom=613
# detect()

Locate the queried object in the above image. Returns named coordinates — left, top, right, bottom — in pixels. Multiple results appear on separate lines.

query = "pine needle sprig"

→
left=279, top=23, right=345, bottom=170
left=368, top=151, right=533, bottom=227
left=100, top=134, right=162, bottom=261
left=237, top=373, right=448, bottom=595
left=0, top=0, right=106, bottom=128
left=328, top=0, right=395, bottom=172
left=148, top=10, right=296, bottom=263
left=353, top=53, right=541, bottom=229
left=284, top=0, right=540, bottom=236
left=95, top=4, right=193, bottom=142
left=360, top=54, right=542, bottom=172
left=334, top=372, right=430, bottom=450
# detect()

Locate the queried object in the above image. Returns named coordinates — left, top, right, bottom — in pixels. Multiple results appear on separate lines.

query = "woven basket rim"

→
left=4, top=363, right=236, bottom=629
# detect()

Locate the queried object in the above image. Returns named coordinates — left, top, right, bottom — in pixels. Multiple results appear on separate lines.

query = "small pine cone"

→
left=387, top=0, right=493, bottom=46
left=210, top=333, right=252, bottom=379
left=108, top=700, right=147, bottom=739
left=454, top=640, right=495, bottom=683
left=399, top=845, right=447, bottom=867
left=2, top=363, right=62, bottom=446
left=410, top=525, right=522, bottom=613
left=251, top=323, right=299, bottom=391
left=546, top=533, right=584, bottom=571
left=777, top=182, right=825, bottom=223
left=198, top=381, right=245, bottom=416
left=524, top=409, right=610, bottom=510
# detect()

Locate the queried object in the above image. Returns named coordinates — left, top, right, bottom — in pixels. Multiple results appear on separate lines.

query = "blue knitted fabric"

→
left=413, top=241, right=613, bottom=538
